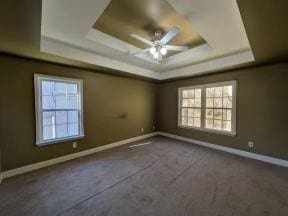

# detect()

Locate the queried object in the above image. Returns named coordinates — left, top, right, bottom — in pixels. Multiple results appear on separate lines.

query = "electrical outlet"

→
left=72, top=142, right=77, bottom=149
left=248, top=141, right=254, bottom=148
left=141, top=128, right=144, bottom=133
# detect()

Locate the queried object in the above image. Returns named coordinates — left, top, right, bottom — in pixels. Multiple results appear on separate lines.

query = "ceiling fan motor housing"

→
left=154, top=30, right=162, bottom=40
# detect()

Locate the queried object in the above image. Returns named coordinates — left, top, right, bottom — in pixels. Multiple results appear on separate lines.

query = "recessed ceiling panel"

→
left=93, top=0, right=206, bottom=51
left=41, top=0, right=254, bottom=79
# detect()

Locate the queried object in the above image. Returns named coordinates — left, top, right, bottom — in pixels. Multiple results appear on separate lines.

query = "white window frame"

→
left=34, top=74, right=84, bottom=145
left=178, top=80, right=237, bottom=136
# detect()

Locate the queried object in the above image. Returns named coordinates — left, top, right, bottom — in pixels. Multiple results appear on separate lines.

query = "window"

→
left=34, top=74, right=84, bottom=145
left=180, top=88, right=202, bottom=127
left=178, top=81, right=236, bottom=135
left=205, top=85, right=233, bottom=132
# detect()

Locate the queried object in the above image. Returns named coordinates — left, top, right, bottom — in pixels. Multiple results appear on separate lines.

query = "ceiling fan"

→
left=130, top=26, right=189, bottom=63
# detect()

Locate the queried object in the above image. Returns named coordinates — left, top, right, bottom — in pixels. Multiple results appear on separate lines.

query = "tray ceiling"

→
left=41, top=0, right=255, bottom=80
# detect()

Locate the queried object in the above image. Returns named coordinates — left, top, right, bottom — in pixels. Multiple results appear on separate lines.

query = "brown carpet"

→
left=0, top=136, right=287, bottom=216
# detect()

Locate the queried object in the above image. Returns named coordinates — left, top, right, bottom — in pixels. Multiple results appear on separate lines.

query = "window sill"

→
left=178, top=125, right=236, bottom=137
left=36, top=135, right=85, bottom=146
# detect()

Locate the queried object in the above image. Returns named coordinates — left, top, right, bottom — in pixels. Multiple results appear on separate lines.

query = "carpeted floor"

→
left=0, top=136, right=287, bottom=216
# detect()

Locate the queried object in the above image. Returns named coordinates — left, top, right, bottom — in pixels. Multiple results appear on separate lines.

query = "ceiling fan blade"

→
left=130, top=34, right=153, bottom=46
left=132, top=48, right=150, bottom=56
left=160, top=26, right=180, bottom=45
left=165, top=45, right=189, bottom=52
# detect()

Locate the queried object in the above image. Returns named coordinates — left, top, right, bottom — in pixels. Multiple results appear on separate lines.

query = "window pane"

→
left=182, top=99, right=188, bottom=107
left=55, top=95, right=66, bottom=109
left=55, top=82, right=66, bottom=94
left=56, top=111, right=67, bottom=124
left=182, top=90, right=188, bottom=98
left=223, top=86, right=233, bottom=97
left=193, top=108, right=201, bottom=118
left=43, top=111, right=55, bottom=126
left=214, top=87, right=223, bottom=97
left=68, top=111, right=79, bottom=123
left=181, top=117, right=187, bottom=125
left=214, top=109, right=222, bottom=120
left=188, top=108, right=194, bottom=117
left=188, top=90, right=194, bottom=98
left=181, top=108, right=188, bottom=117
left=42, top=81, right=54, bottom=95
left=188, top=99, right=194, bottom=107
left=213, top=120, right=222, bottom=130
left=194, top=118, right=201, bottom=127
left=195, top=89, right=201, bottom=98
left=206, top=88, right=214, bottom=97
left=67, top=96, right=78, bottom=109
left=42, top=96, right=55, bottom=109
left=195, top=99, right=201, bottom=107
left=223, top=121, right=232, bottom=131
left=188, top=118, right=193, bottom=126
left=206, top=98, right=213, bottom=108
left=43, top=125, right=55, bottom=140
left=206, top=109, right=213, bottom=119
left=223, top=109, right=227, bottom=120
left=68, top=123, right=79, bottom=136
left=206, top=119, right=213, bottom=129
left=227, top=109, right=232, bottom=120
left=214, top=98, right=222, bottom=108
left=56, top=124, right=68, bottom=138
left=223, top=109, right=232, bottom=120
left=223, top=97, right=232, bottom=108
left=67, top=83, right=78, bottom=94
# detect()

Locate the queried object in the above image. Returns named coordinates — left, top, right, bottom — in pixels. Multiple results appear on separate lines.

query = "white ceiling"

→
left=41, top=0, right=254, bottom=80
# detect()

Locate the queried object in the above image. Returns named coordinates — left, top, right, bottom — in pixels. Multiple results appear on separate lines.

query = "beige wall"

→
left=158, top=63, right=288, bottom=161
left=0, top=55, right=157, bottom=171
left=1, top=54, right=288, bottom=172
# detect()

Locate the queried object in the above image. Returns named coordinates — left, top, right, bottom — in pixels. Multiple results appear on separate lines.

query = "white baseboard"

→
left=158, top=132, right=288, bottom=168
left=1, top=132, right=158, bottom=181
left=2, top=131, right=287, bottom=183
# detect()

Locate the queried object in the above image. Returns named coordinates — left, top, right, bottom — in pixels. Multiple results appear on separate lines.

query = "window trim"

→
left=178, top=80, right=237, bottom=136
left=34, top=74, right=84, bottom=146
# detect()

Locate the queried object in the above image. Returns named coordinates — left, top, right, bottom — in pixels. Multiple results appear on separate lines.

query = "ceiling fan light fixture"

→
left=153, top=52, right=159, bottom=59
left=149, top=46, right=156, bottom=54
left=130, top=26, right=188, bottom=62
left=160, top=47, right=167, bottom=55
